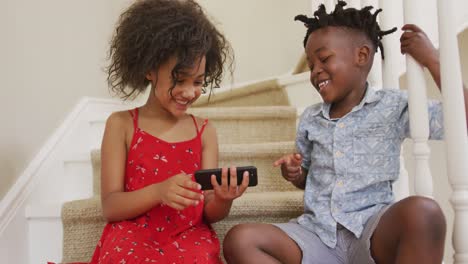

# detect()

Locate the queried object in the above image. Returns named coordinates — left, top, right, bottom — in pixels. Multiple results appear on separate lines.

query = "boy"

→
left=223, top=1, right=467, bottom=264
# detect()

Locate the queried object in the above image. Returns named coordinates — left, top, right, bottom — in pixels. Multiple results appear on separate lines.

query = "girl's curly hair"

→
left=294, top=0, right=397, bottom=59
left=107, top=0, right=233, bottom=100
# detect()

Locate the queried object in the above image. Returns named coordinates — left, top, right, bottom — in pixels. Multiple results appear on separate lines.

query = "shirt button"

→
left=335, top=151, right=343, bottom=157
left=338, top=123, right=345, bottom=128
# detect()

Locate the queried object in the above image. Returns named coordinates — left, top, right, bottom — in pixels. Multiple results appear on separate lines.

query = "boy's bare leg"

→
left=370, top=196, right=446, bottom=264
left=223, top=223, right=302, bottom=264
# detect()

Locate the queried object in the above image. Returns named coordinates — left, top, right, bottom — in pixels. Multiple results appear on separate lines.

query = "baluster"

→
left=309, top=0, right=335, bottom=14
left=323, top=0, right=336, bottom=11
left=437, top=0, right=468, bottom=263
left=403, top=0, right=433, bottom=198
left=346, top=0, right=361, bottom=8
left=361, top=0, right=383, bottom=89
left=379, top=0, right=403, bottom=89
left=378, top=0, right=409, bottom=200
left=310, top=0, right=320, bottom=14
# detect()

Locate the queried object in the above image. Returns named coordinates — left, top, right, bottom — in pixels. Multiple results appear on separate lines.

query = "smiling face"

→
left=146, top=56, right=206, bottom=117
left=305, top=26, right=372, bottom=116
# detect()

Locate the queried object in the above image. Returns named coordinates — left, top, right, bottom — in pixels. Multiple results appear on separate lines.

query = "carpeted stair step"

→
left=61, top=196, right=105, bottom=263
left=212, top=191, right=303, bottom=244
left=91, top=141, right=298, bottom=196
left=192, top=79, right=290, bottom=107
left=188, top=106, right=297, bottom=144
left=61, top=191, right=303, bottom=263
left=218, top=142, right=298, bottom=193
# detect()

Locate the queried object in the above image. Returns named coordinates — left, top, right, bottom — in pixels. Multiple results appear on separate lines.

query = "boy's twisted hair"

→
left=294, top=0, right=397, bottom=59
left=107, top=0, right=233, bottom=100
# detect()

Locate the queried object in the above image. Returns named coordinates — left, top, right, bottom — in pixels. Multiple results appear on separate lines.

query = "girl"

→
left=88, top=0, right=249, bottom=263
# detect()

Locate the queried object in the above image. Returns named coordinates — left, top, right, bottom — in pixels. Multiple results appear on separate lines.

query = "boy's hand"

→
left=156, top=173, right=203, bottom=211
left=211, top=166, right=249, bottom=202
left=273, top=153, right=303, bottom=182
left=400, top=24, right=438, bottom=68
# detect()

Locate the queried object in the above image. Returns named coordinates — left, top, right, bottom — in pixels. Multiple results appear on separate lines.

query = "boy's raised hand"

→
left=273, top=153, right=303, bottom=182
left=400, top=24, right=438, bottom=68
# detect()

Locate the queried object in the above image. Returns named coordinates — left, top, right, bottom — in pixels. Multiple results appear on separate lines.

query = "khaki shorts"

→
left=274, top=206, right=389, bottom=264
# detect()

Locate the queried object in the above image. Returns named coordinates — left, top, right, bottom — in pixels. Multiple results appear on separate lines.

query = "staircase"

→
left=60, top=79, right=308, bottom=262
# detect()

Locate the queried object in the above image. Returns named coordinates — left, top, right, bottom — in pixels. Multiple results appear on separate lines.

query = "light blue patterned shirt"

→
left=296, top=86, right=444, bottom=248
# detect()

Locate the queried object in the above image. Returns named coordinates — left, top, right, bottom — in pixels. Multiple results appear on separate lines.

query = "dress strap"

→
left=199, top=119, right=209, bottom=135
left=190, top=115, right=209, bottom=136
left=128, top=108, right=139, bottom=129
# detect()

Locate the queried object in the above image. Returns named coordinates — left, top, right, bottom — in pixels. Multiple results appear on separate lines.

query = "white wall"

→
left=0, top=0, right=309, bottom=200
left=197, top=0, right=308, bottom=85
left=0, top=0, right=116, bottom=199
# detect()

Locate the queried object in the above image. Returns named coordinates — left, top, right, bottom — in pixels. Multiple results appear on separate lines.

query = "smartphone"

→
left=194, top=166, right=258, bottom=190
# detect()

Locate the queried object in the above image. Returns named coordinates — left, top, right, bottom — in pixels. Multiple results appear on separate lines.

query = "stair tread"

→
left=90, top=141, right=295, bottom=158
left=89, top=105, right=297, bottom=123
left=62, top=191, right=303, bottom=219
left=188, top=106, right=296, bottom=119
left=193, top=78, right=280, bottom=106
left=219, top=141, right=295, bottom=154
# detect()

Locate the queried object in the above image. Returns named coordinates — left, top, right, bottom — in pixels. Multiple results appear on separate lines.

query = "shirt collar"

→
left=310, top=84, right=381, bottom=119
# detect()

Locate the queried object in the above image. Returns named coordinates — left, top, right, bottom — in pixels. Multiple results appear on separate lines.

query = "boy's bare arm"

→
left=401, top=24, right=468, bottom=126
left=421, top=51, right=468, bottom=127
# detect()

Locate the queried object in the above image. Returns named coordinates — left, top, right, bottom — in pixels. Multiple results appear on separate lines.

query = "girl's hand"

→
left=156, top=173, right=203, bottom=210
left=400, top=24, right=438, bottom=68
left=273, top=153, right=303, bottom=182
left=211, top=166, right=249, bottom=202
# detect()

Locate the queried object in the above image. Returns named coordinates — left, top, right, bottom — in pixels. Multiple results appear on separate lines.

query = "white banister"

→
left=437, top=0, right=468, bottom=263
left=379, top=0, right=402, bottom=89
left=379, top=0, right=410, bottom=201
left=403, top=0, right=433, bottom=198
left=346, top=0, right=361, bottom=8
left=368, top=50, right=383, bottom=88
left=361, top=0, right=383, bottom=89
left=310, top=0, right=334, bottom=15
left=322, top=0, right=336, bottom=12
left=310, top=0, right=319, bottom=14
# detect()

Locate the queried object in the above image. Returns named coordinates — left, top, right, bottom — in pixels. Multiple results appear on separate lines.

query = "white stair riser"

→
left=28, top=218, right=62, bottom=264
left=29, top=159, right=93, bottom=205
left=63, top=161, right=94, bottom=201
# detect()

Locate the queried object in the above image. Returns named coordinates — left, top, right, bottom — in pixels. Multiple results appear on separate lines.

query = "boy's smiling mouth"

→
left=317, top=79, right=330, bottom=92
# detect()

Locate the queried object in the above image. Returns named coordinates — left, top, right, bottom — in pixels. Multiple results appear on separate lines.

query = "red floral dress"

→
left=88, top=108, right=221, bottom=264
